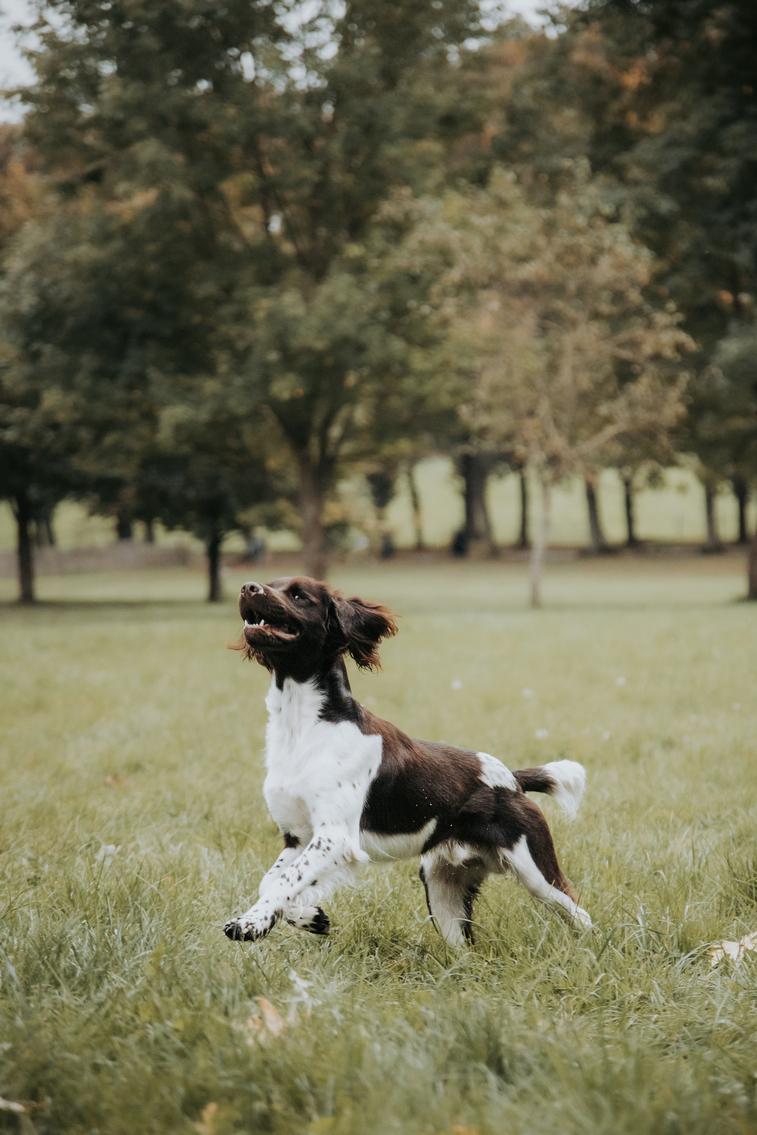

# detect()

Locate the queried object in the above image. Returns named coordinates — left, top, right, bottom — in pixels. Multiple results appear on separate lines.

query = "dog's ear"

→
left=330, top=594, right=398, bottom=670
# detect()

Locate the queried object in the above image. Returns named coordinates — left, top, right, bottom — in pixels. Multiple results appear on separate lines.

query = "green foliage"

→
left=4, top=0, right=756, bottom=590
left=573, top=1, right=757, bottom=489
left=417, top=164, right=689, bottom=478
left=7, top=0, right=493, bottom=578
left=0, top=128, right=82, bottom=599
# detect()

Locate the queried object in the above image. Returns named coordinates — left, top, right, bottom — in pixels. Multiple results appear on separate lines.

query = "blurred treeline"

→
left=1, top=0, right=756, bottom=605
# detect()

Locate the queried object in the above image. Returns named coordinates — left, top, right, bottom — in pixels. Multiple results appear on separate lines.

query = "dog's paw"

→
left=307, top=906, right=330, bottom=936
left=223, top=904, right=279, bottom=942
left=287, top=905, right=330, bottom=936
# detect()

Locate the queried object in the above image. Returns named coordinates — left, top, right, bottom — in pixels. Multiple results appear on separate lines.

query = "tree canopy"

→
left=2, top=0, right=755, bottom=602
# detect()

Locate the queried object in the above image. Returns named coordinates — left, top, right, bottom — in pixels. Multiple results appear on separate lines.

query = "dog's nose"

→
left=241, top=581, right=263, bottom=597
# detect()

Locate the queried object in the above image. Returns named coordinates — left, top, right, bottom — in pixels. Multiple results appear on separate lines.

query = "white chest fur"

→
left=262, top=677, right=382, bottom=841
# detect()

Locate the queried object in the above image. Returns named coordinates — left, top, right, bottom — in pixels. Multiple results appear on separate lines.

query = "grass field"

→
left=1, top=559, right=756, bottom=1135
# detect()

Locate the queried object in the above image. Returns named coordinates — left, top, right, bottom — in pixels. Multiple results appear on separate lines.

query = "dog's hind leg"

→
left=498, top=798, right=591, bottom=930
left=419, top=849, right=487, bottom=947
left=286, top=905, right=330, bottom=935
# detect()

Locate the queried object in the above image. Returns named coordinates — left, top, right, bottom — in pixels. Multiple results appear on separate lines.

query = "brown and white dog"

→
left=224, top=576, right=591, bottom=947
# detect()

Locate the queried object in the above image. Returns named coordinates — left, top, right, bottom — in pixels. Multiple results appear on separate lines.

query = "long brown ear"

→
left=330, top=594, right=398, bottom=670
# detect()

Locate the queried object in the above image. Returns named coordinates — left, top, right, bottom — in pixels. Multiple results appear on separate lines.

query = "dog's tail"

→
left=513, top=760, right=586, bottom=821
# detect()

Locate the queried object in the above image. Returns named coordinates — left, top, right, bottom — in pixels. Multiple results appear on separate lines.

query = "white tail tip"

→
left=542, top=759, right=586, bottom=820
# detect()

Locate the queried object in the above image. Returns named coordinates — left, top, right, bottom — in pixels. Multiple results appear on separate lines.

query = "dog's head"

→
left=237, top=576, right=397, bottom=678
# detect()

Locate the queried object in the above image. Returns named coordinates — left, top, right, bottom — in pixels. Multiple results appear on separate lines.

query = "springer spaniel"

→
left=224, top=576, right=591, bottom=947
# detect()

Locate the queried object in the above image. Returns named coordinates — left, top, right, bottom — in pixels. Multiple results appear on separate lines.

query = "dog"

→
left=224, top=576, right=591, bottom=947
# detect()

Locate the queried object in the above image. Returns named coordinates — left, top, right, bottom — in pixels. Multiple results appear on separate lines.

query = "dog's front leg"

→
left=224, top=824, right=366, bottom=942
left=258, top=843, right=302, bottom=899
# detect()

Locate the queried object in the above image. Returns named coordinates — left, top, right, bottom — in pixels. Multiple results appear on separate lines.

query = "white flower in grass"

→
left=95, top=843, right=119, bottom=863
left=534, top=728, right=549, bottom=740
left=615, top=676, right=627, bottom=687
left=451, top=678, right=463, bottom=691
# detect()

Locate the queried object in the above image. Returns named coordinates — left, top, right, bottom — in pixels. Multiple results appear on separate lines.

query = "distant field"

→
left=1, top=558, right=755, bottom=1134
left=1, top=460, right=754, bottom=557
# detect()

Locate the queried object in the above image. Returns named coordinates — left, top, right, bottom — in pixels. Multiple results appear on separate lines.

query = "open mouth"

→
left=242, top=610, right=299, bottom=644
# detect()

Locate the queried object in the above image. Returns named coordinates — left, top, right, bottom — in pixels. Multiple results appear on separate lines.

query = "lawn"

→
left=1, top=559, right=756, bottom=1135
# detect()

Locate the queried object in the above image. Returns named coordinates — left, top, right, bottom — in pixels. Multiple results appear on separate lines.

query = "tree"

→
left=426, top=165, right=690, bottom=606
left=9, top=2, right=285, bottom=593
left=576, top=0, right=757, bottom=575
left=709, top=325, right=757, bottom=597
left=134, top=392, right=291, bottom=601
left=231, top=1, right=489, bottom=575
left=15, top=0, right=488, bottom=578
left=583, top=472, right=610, bottom=554
left=0, top=126, right=79, bottom=603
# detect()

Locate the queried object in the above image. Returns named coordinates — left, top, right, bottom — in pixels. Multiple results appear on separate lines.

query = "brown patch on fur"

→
left=513, top=767, right=555, bottom=794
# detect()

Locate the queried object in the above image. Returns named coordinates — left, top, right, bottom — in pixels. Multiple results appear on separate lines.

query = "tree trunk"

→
left=584, top=475, right=609, bottom=554
left=34, top=508, right=56, bottom=547
left=516, top=468, right=529, bottom=549
left=622, top=474, right=638, bottom=548
left=733, top=476, right=749, bottom=545
left=143, top=518, right=156, bottom=544
left=460, top=451, right=496, bottom=556
left=14, top=491, right=35, bottom=604
left=375, top=506, right=395, bottom=559
left=406, top=463, right=425, bottom=551
left=116, top=509, right=133, bottom=541
left=703, top=482, right=722, bottom=552
left=207, top=531, right=222, bottom=603
left=748, top=529, right=757, bottom=600
left=298, top=456, right=328, bottom=579
left=529, top=477, right=551, bottom=609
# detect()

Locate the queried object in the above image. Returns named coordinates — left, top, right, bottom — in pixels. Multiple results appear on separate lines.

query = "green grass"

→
left=1, top=560, right=756, bottom=1135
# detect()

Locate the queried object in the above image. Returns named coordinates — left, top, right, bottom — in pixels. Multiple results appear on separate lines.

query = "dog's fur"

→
left=224, top=576, right=591, bottom=947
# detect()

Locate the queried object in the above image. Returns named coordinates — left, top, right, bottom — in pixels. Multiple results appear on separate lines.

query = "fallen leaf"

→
left=0, top=1098, right=26, bottom=1114
left=242, top=996, right=287, bottom=1044
left=707, top=930, right=757, bottom=967
left=257, top=996, right=286, bottom=1035
left=193, top=1102, right=219, bottom=1135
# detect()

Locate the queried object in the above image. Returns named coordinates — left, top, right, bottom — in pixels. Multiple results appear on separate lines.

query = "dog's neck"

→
left=266, top=657, right=360, bottom=727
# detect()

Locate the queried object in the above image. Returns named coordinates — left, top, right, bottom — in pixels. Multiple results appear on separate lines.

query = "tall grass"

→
left=1, top=560, right=755, bottom=1134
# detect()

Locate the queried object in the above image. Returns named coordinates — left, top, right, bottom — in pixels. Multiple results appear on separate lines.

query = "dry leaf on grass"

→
left=242, top=996, right=287, bottom=1045
left=0, top=1097, right=27, bottom=1114
left=707, top=930, right=757, bottom=967
left=192, top=1101, right=219, bottom=1135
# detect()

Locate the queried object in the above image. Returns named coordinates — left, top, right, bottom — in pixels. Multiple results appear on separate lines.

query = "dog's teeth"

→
left=260, top=619, right=265, bottom=626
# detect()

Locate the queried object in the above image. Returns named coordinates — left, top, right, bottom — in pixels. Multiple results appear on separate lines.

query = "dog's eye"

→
left=290, top=589, right=308, bottom=603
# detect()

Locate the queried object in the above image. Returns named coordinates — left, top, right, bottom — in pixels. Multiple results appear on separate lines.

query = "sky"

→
left=0, top=0, right=561, bottom=120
